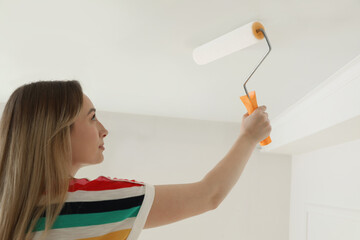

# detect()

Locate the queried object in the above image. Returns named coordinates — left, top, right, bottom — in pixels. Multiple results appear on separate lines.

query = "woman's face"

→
left=70, top=94, right=108, bottom=177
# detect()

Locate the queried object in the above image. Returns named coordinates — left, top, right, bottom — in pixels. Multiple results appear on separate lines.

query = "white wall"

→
left=254, top=53, right=360, bottom=240
left=76, top=110, right=291, bottom=240
left=290, top=138, right=360, bottom=240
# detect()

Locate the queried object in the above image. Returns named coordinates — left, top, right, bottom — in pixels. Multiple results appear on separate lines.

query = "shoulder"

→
left=66, top=175, right=152, bottom=209
left=65, top=176, right=155, bottom=239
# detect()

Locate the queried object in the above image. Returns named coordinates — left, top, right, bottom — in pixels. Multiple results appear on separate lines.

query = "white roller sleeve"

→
left=193, top=21, right=262, bottom=65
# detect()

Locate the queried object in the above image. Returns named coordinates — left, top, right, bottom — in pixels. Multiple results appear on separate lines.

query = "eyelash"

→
left=91, top=113, right=97, bottom=121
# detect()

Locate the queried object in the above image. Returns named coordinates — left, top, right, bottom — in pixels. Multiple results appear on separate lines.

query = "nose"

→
left=102, top=128, right=108, bottom=137
left=98, top=122, right=108, bottom=137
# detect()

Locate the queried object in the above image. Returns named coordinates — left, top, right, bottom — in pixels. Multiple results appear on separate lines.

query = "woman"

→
left=0, top=80, right=271, bottom=240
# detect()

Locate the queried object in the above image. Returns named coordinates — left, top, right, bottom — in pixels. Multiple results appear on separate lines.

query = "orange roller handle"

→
left=240, top=90, right=271, bottom=146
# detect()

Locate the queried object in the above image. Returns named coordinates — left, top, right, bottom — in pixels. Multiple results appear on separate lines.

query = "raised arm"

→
left=144, top=106, right=271, bottom=229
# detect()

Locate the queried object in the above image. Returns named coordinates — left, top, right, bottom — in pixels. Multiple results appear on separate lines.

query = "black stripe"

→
left=40, top=194, right=144, bottom=218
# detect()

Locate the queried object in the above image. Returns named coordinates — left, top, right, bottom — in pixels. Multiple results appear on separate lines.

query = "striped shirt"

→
left=31, top=176, right=155, bottom=240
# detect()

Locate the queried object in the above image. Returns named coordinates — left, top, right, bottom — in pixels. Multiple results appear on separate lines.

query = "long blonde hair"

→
left=0, top=80, right=83, bottom=240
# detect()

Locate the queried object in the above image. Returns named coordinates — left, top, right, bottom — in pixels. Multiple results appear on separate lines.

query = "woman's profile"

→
left=0, top=80, right=271, bottom=240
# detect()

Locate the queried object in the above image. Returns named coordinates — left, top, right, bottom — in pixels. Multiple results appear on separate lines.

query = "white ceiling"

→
left=1, top=0, right=359, bottom=123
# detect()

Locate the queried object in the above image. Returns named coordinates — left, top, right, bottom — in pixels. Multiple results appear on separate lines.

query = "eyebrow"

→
left=87, top=108, right=96, bottom=115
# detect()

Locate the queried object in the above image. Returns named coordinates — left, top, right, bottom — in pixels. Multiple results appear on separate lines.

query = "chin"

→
left=98, top=156, right=104, bottom=163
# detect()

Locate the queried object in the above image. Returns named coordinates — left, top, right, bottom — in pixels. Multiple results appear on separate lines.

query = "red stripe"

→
left=68, top=176, right=144, bottom=192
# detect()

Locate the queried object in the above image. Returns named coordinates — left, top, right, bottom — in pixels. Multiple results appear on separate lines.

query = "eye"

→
left=91, top=113, right=97, bottom=121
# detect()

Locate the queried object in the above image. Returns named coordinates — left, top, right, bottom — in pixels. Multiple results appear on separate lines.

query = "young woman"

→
left=0, top=80, right=271, bottom=240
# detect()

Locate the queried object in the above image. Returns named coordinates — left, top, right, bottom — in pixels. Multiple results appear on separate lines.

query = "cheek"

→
left=81, top=126, right=99, bottom=150
left=71, top=124, right=99, bottom=162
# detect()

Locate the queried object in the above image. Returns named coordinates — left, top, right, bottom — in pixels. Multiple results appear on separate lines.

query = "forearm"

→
left=201, top=133, right=258, bottom=207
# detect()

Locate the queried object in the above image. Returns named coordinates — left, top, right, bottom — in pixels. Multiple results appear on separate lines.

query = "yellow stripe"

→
left=78, top=228, right=132, bottom=240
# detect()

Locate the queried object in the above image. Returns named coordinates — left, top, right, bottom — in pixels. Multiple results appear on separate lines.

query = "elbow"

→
left=209, top=193, right=222, bottom=211
left=201, top=179, right=222, bottom=211
left=200, top=179, right=223, bottom=211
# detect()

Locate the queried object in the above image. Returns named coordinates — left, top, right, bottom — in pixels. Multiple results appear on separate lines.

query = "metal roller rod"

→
left=243, top=28, right=272, bottom=102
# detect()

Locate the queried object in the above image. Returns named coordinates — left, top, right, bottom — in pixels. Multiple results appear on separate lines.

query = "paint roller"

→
left=193, top=21, right=272, bottom=146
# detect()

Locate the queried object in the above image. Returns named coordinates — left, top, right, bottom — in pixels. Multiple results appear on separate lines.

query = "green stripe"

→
left=33, top=206, right=140, bottom=232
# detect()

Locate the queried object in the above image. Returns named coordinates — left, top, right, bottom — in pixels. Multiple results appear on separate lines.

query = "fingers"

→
left=254, top=105, right=267, bottom=114
left=257, top=106, right=269, bottom=120
left=258, top=105, right=267, bottom=111
left=244, top=105, right=268, bottom=117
